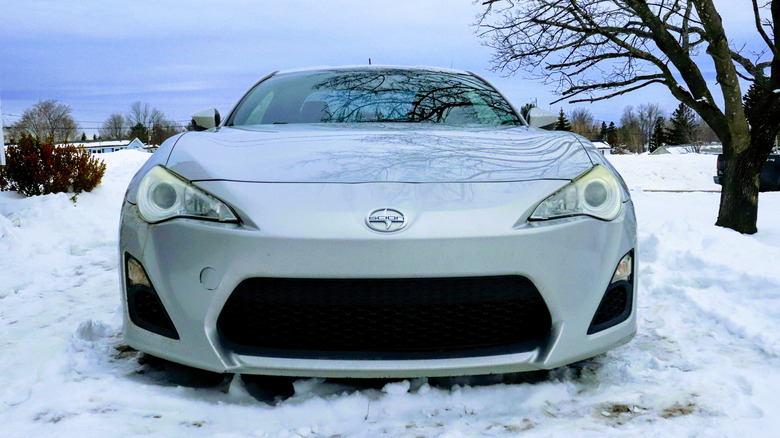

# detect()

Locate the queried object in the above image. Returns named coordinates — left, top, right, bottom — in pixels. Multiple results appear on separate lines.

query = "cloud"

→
left=1, top=0, right=767, bottom=133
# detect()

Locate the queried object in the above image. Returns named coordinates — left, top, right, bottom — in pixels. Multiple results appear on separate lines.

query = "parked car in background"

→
left=714, top=153, right=780, bottom=191
left=120, top=66, right=637, bottom=378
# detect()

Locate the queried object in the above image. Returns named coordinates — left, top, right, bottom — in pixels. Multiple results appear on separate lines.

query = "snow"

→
left=608, top=153, right=721, bottom=191
left=2, top=151, right=780, bottom=437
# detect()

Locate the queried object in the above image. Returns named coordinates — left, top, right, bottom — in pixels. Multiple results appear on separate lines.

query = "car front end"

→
left=120, top=67, right=637, bottom=378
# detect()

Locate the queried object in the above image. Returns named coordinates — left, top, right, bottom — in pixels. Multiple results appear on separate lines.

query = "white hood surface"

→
left=164, top=124, right=594, bottom=183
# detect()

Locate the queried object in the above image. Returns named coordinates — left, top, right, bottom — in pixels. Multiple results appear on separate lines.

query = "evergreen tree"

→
left=598, top=121, right=608, bottom=141
left=606, top=121, right=619, bottom=146
left=554, top=108, right=571, bottom=131
left=129, top=123, right=149, bottom=143
left=668, top=103, right=696, bottom=145
left=519, top=102, right=536, bottom=121
left=649, top=116, right=667, bottom=153
left=150, top=123, right=167, bottom=145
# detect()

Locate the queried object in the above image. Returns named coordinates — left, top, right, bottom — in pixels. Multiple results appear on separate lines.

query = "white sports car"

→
left=120, top=66, right=637, bottom=378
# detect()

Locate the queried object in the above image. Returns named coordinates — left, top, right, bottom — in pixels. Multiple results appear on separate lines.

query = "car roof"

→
left=273, top=65, right=474, bottom=77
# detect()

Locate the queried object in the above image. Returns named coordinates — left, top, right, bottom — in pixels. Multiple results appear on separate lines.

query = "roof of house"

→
left=652, top=145, right=696, bottom=155
left=57, top=138, right=146, bottom=149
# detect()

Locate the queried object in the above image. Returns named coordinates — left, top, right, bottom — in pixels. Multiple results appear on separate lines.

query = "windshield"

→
left=226, top=69, right=522, bottom=126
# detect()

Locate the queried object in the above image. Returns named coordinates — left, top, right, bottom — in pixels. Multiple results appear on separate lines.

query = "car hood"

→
left=165, top=124, right=594, bottom=183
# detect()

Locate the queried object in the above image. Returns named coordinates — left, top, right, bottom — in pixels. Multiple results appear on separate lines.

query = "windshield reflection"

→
left=227, top=69, right=522, bottom=126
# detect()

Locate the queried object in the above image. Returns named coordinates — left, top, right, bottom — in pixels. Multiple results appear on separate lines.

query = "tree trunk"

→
left=722, top=79, right=780, bottom=234
left=716, top=137, right=764, bottom=234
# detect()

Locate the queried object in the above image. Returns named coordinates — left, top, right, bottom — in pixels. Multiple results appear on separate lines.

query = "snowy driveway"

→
left=1, top=151, right=779, bottom=437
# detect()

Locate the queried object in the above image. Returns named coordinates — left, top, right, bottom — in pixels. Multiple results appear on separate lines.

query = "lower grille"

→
left=217, top=276, right=551, bottom=357
left=587, top=281, right=633, bottom=335
left=127, top=285, right=179, bottom=340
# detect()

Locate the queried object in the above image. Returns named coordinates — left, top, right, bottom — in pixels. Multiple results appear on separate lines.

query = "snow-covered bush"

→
left=0, top=134, right=106, bottom=198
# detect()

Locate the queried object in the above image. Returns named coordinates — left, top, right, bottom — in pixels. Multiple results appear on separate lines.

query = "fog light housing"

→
left=125, top=254, right=179, bottom=340
left=611, top=252, right=632, bottom=283
left=588, top=251, right=634, bottom=335
left=127, top=256, right=151, bottom=288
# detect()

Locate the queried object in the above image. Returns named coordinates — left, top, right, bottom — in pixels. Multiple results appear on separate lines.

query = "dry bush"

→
left=0, top=134, right=106, bottom=198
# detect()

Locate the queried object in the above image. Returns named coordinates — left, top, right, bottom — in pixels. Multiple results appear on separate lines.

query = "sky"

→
left=0, top=0, right=769, bottom=137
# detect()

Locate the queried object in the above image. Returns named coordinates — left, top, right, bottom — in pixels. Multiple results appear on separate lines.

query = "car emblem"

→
left=366, top=208, right=407, bottom=232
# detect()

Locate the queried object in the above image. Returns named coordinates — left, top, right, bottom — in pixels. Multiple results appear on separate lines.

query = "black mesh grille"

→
left=217, top=276, right=551, bottom=358
left=127, top=286, right=180, bottom=340
left=587, top=282, right=632, bottom=335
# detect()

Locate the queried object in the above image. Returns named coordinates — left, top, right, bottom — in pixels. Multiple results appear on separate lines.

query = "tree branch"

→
left=559, top=79, right=668, bottom=104
left=752, top=0, right=778, bottom=56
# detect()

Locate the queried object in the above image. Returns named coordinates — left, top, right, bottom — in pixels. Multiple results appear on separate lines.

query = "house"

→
left=591, top=141, right=612, bottom=155
left=651, top=145, right=695, bottom=155
left=3, top=138, right=153, bottom=163
left=60, top=138, right=148, bottom=154
left=81, top=138, right=146, bottom=154
left=651, top=144, right=722, bottom=155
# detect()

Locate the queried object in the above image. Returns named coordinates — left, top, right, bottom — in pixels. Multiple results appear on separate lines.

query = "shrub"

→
left=0, top=134, right=107, bottom=198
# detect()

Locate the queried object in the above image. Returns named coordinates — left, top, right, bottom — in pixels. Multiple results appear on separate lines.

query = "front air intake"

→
left=217, top=275, right=552, bottom=358
left=588, top=251, right=634, bottom=335
left=125, top=254, right=179, bottom=340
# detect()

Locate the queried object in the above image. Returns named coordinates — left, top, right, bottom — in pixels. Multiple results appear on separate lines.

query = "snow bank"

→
left=608, top=153, right=720, bottom=192
left=1, top=150, right=779, bottom=437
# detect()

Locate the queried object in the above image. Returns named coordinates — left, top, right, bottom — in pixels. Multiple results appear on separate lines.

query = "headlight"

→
left=530, top=165, right=623, bottom=221
left=136, top=165, right=239, bottom=223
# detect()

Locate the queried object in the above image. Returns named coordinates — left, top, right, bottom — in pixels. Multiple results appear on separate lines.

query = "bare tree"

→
left=692, top=117, right=720, bottom=145
left=5, top=122, right=22, bottom=144
left=637, top=103, right=665, bottom=149
left=125, top=101, right=169, bottom=129
left=124, top=101, right=180, bottom=144
left=12, top=100, right=78, bottom=143
left=620, top=106, right=643, bottom=153
left=149, top=122, right=181, bottom=145
left=569, top=107, right=599, bottom=140
left=152, top=116, right=182, bottom=145
left=99, top=113, right=126, bottom=140
left=478, top=0, right=780, bottom=234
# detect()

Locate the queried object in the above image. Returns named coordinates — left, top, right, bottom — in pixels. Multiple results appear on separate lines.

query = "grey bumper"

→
left=120, top=181, right=637, bottom=378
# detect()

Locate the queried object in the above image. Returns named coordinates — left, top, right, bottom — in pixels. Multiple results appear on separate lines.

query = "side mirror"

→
left=191, top=108, right=221, bottom=131
left=527, top=108, right=557, bottom=130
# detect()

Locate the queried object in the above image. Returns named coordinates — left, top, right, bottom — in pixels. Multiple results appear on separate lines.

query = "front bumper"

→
left=120, top=181, right=637, bottom=378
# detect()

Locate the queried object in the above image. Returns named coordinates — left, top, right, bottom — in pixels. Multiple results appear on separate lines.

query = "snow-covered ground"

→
left=1, top=151, right=779, bottom=437
left=608, top=153, right=723, bottom=192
